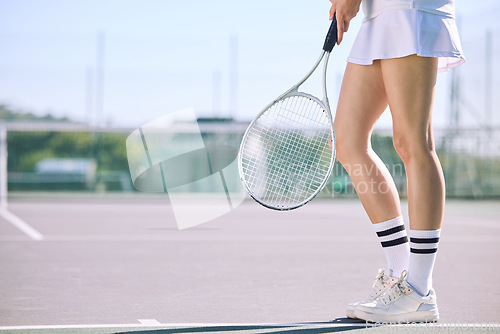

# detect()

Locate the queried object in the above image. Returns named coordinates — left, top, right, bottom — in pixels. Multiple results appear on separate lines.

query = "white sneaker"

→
left=354, top=271, right=439, bottom=323
left=346, top=268, right=398, bottom=319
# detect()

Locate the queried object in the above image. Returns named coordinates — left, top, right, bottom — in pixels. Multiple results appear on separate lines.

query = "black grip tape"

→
left=323, top=14, right=338, bottom=52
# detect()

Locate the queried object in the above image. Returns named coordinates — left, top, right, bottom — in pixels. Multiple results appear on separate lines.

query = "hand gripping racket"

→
left=238, top=16, right=338, bottom=210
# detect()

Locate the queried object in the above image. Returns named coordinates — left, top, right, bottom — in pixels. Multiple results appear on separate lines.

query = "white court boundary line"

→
left=0, top=209, right=44, bottom=241
left=0, top=322, right=365, bottom=331
left=2, top=234, right=500, bottom=243
left=137, top=319, right=162, bottom=325
left=1, top=322, right=499, bottom=331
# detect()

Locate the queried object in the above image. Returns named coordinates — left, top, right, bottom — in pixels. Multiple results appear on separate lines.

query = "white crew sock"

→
left=407, top=229, right=441, bottom=296
left=372, top=216, right=410, bottom=278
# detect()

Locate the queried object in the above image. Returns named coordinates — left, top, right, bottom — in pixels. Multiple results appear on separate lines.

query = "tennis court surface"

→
left=0, top=195, right=499, bottom=333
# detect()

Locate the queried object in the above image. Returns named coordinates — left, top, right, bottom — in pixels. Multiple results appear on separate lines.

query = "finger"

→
left=329, top=3, right=336, bottom=20
left=337, top=16, right=344, bottom=44
left=338, top=30, right=344, bottom=45
left=344, top=20, right=350, bottom=33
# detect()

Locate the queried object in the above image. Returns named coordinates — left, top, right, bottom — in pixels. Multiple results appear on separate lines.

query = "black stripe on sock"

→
left=381, top=236, right=408, bottom=248
left=376, top=225, right=405, bottom=237
left=410, top=237, right=440, bottom=244
left=411, top=248, right=438, bottom=254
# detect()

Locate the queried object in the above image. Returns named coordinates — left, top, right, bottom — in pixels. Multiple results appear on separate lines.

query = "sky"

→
left=0, top=0, right=499, bottom=129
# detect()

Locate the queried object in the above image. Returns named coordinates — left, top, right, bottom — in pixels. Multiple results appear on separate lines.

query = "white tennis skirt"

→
left=347, top=8, right=465, bottom=72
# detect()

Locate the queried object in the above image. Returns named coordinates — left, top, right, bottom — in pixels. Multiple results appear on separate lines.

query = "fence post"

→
left=0, top=125, right=7, bottom=210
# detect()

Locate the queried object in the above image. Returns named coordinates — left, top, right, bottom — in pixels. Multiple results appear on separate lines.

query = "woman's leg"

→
left=354, top=55, right=442, bottom=323
left=380, top=55, right=443, bottom=231
left=334, top=61, right=402, bottom=224
left=337, top=61, right=411, bottom=319
left=380, top=55, right=443, bottom=300
left=335, top=61, right=410, bottom=286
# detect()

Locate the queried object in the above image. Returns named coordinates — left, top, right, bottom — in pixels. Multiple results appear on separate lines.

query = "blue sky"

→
left=0, top=0, right=499, bottom=128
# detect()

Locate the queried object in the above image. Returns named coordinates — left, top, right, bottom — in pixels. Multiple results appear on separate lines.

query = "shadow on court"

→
left=116, top=321, right=365, bottom=334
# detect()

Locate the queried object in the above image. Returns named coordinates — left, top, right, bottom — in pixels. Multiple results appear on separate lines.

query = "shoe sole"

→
left=354, top=309, right=439, bottom=323
left=346, top=307, right=356, bottom=319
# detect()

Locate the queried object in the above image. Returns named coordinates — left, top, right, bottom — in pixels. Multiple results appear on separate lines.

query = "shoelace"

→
left=366, top=270, right=392, bottom=300
left=379, top=270, right=410, bottom=305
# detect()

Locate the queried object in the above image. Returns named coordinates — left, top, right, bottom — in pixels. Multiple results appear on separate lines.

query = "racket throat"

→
left=322, top=52, right=332, bottom=110
left=293, top=51, right=326, bottom=91
left=290, top=51, right=332, bottom=110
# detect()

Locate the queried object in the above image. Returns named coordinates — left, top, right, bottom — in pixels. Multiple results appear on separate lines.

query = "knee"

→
left=333, top=124, right=366, bottom=166
left=392, top=131, right=434, bottom=164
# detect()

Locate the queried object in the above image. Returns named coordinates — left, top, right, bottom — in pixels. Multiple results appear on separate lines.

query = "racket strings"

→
left=240, top=95, right=333, bottom=208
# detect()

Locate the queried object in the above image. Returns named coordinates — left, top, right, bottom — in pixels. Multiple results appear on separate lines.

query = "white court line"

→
left=0, top=323, right=339, bottom=330
left=2, top=234, right=498, bottom=243
left=0, top=322, right=499, bottom=331
left=137, top=319, right=161, bottom=325
left=449, top=219, right=500, bottom=229
left=1, top=232, right=500, bottom=243
left=0, top=209, right=44, bottom=241
left=0, top=323, right=378, bottom=331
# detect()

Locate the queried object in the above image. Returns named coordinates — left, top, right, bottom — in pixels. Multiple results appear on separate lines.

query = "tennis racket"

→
left=238, top=16, right=338, bottom=210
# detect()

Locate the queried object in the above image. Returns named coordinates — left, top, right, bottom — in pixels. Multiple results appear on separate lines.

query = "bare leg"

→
left=380, top=55, right=443, bottom=230
left=334, top=61, right=402, bottom=223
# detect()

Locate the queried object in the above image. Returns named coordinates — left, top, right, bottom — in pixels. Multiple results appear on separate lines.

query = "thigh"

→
left=380, top=55, right=438, bottom=145
left=334, top=61, right=388, bottom=150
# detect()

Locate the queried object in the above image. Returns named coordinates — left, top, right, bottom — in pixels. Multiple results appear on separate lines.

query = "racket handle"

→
left=323, top=14, right=338, bottom=52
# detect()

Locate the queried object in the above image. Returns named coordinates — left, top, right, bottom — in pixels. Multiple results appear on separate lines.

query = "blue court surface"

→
left=0, top=195, right=499, bottom=333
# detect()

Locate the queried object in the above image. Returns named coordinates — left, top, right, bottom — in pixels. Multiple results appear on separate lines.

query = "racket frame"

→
left=238, top=49, right=336, bottom=210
